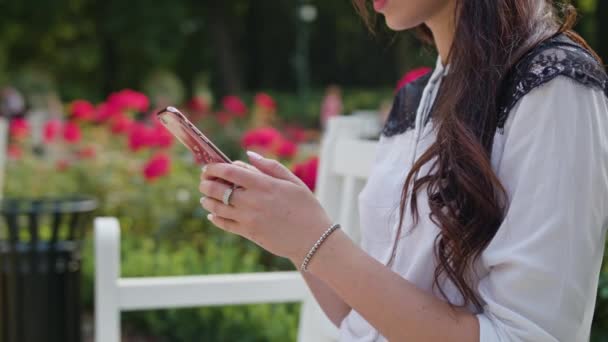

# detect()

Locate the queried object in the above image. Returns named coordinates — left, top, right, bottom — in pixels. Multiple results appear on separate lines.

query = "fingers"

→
left=206, top=213, right=240, bottom=235
left=202, top=163, right=267, bottom=189
left=199, top=180, right=249, bottom=207
left=200, top=196, right=240, bottom=221
left=246, top=151, right=305, bottom=186
left=233, top=160, right=260, bottom=173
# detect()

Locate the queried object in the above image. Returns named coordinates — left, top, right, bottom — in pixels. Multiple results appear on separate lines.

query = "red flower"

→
left=188, top=96, right=210, bottom=113
left=284, top=125, right=307, bottom=143
left=77, top=146, right=96, bottom=159
left=128, top=122, right=154, bottom=152
left=9, top=118, right=29, bottom=140
left=7, top=145, right=22, bottom=160
left=110, top=114, right=133, bottom=134
left=56, top=159, right=70, bottom=171
left=70, top=100, right=96, bottom=121
left=63, top=122, right=82, bottom=143
left=107, top=89, right=149, bottom=113
left=96, top=102, right=122, bottom=122
left=395, top=67, right=432, bottom=93
left=43, top=120, right=62, bottom=143
left=241, top=127, right=283, bottom=150
left=216, top=111, right=235, bottom=125
left=293, top=157, right=319, bottom=191
left=143, top=153, right=170, bottom=181
left=254, top=93, right=277, bottom=112
left=276, top=139, right=298, bottom=159
left=222, top=96, right=247, bottom=117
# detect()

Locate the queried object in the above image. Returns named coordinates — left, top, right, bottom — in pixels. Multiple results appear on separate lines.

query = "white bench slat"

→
left=118, top=272, right=307, bottom=310
left=95, top=217, right=121, bottom=342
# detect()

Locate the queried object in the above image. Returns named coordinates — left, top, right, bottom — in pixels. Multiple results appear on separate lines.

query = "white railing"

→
left=94, top=115, right=381, bottom=342
left=94, top=217, right=308, bottom=342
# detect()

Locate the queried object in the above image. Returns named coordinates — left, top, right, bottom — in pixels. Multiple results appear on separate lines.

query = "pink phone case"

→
left=156, top=106, right=232, bottom=165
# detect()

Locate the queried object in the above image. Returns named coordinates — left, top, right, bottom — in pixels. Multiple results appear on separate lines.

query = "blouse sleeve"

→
left=476, top=77, right=608, bottom=341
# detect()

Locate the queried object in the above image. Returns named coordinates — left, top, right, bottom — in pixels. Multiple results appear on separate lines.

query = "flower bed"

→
left=5, top=90, right=322, bottom=340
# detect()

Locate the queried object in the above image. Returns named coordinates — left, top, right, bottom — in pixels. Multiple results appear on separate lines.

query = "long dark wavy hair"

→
left=353, top=0, right=601, bottom=309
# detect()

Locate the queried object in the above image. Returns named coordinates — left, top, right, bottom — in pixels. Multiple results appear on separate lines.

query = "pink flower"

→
left=241, top=127, right=283, bottom=150
left=128, top=122, right=154, bottom=152
left=293, top=157, right=319, bottom=191
left=254, top=93, right=276, bottom=112
left=9, top=118, right=29, bottom=140
left=7, top=145, right=22, bottom=160
left=143, top=153, right=170, bottom=181
left=70, top=100, right=96, bottom=121
left=56, top=159, right=70, bottom=171
left=77, top=146, right=96, bottom=159
left=284, top=125, right=307, bottom=144
left=96, top=102, right=122, bottom=122
left=107, top=89, right=149, bottom=113
left=43, top=120, right=62, bottom=143
left=222, top=96, right=247, bottom=117
left=395, top=67, right=432, bottom=93
left=276, top=139, right=298, bottom=159
left=110, top=114, right=133, bottom=134
left=63, top=122, right=82, bottom=144
left=216, top=111, right=235, bottom=125
left=188, top=96, right=210, bottom=113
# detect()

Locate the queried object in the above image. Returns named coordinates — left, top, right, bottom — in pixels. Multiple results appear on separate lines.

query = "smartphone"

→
left=156, top=106, right=232, bottom=165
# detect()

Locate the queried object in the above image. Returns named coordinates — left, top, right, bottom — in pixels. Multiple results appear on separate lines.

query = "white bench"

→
left=94, top=115, right=380, bottom=342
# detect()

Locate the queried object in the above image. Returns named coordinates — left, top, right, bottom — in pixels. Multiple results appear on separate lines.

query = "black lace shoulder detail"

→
left=381, top=72, right=432, bottom=137
left=497, top=34, right=608, bottom=133
left=382, top=35, right=607, bottom=138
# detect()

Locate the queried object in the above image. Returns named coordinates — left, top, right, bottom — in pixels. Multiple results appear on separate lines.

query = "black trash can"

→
left=0, top=197, right=97, bottom=342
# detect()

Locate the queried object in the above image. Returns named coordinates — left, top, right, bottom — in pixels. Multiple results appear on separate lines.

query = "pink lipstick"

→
left=373, top=0, right=388, bottom=12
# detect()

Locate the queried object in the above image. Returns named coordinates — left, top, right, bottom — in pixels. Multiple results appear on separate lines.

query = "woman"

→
left=199, top=0, right=608, bottom=340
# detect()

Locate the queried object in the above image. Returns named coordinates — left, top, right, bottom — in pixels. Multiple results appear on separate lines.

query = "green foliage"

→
left=80, top=232, right=299, bottom=342
left=5, top=92, right=311, bottom=340
left=244, top=87, right=393, bottom=129
left=0, top=0, right=432, bottom=101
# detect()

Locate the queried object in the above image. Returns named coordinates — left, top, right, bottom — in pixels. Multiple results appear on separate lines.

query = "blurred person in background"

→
left=320, top=84, right=343, bottom=130
left=0, top=87, right=25, bottom=119
left=199, top=0, right=608, bottom=340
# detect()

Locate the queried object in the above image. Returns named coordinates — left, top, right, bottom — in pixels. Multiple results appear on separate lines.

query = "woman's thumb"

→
left=246, top=151, right=303, bottom=185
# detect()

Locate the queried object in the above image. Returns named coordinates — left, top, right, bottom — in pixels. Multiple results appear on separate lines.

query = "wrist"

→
left=305, top=228, right=351, bottom=276
left=291, top=217, right=334, bottom=268
left=300, top=223, right=341, bottom=272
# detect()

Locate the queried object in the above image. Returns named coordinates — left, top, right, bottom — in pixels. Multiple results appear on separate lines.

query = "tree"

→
left=204, top=2, right=243, bottom=94
left=597, top=0, right=608, bottom=63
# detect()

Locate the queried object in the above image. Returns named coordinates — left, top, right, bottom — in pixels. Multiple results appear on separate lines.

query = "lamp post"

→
left=294, top=1, right=317, bottom=115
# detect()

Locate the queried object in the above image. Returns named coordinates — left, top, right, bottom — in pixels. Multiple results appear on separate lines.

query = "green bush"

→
left=81, top=229, right=300, bottom=341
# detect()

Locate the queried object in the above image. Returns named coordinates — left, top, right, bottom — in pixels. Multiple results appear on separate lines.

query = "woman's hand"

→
left=199, top=151, right=332, bottom=266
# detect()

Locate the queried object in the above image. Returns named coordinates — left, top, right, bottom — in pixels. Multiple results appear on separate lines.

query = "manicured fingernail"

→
left=246, top=150, right=263, bottom=160
left=200, top=196, right=206, bottom=204
left=207, top=213, right=214, bottom=221
left=202, top=165, right=208, bottom=173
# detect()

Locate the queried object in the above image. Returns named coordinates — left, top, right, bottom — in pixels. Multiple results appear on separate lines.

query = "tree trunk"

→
left=94, top=1, right=119, bottom=96
left=205, top=2, right=242, bottom=94
left=598, top=0, right=608, bottom=63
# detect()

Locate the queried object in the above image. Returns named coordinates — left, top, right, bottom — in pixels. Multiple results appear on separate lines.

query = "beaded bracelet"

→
left=300, top=223, right=341, bottom=272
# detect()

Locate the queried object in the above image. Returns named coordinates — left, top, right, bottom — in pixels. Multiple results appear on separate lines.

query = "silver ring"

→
left=222, top=187, right=235, bottom=206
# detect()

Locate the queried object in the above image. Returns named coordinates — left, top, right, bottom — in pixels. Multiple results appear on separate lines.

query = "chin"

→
left=383, top=16, right=424, bottom=31
left=378, top=0, right=451, bottom=32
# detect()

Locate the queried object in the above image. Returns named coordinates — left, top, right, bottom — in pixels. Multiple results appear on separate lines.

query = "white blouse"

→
left=338, top=57, right=608, bottom=341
